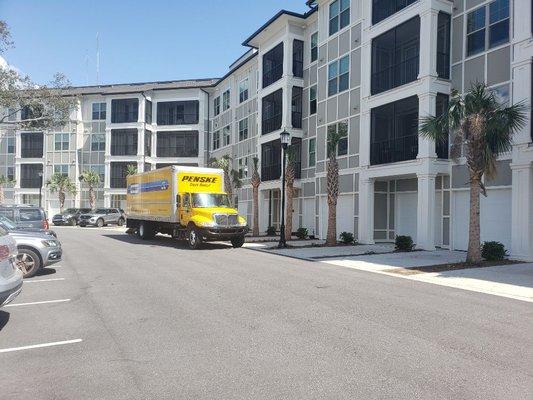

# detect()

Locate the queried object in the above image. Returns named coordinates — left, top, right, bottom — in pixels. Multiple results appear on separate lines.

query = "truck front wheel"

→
left=231, top=236, right=245, bottom=248
left=138, top=222, right=155, bottom=240
left=187, top=226, right=202, bottom=249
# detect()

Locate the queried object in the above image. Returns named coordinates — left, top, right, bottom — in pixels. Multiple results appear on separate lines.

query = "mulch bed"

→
left=384, top=259, right=524, bottom=275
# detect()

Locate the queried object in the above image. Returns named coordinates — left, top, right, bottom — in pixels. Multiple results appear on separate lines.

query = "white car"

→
left=0, top=225, right=23, bottom=307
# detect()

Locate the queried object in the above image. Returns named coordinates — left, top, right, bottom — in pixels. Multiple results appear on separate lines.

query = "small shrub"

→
left=395, top=235, right=414, bottom=252
left=296, top=227, right=308, bottom=240
left=266, top=226, right=276, bottom=236
left=481, top=241, right=507, bottom=261
left=339, top=231, right=354, bottom=244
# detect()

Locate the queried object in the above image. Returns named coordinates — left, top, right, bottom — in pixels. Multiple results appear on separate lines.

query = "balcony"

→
left=262, top=114, right=282, bottom=135
left=261, top=164, right=281, bottom=181
left=372, top=0, right=417, bottom=25
left=111, top=99, right=139, bottom=123
left=371, top=56, right=419, bottom=95
left=20, top=178, right=42, bottom=189
left=110, top=177, right=127, bottom=189
left=21, top=132, right=44, bottom=158
left=262, top=42, right=284, bottom=88
left=370, top=134, right=418, bottom=165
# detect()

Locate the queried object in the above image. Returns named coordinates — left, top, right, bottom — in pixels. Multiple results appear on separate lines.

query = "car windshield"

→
left=0, top=215, right=17, bottom=229
left=62, top=208, right=77, bottom=215
left=94, top=209, right=107, bottom=214
left=191, top=193, right=230, bottom=208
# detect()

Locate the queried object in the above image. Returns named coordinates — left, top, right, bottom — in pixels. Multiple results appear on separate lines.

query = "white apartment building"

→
left=1, top=0, right=532, bottom=260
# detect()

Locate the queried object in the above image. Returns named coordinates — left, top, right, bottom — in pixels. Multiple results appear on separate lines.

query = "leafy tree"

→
left=126, top=164, right=138, bottom=176
left=250, top=156, right=261, bottom=236
left=0, top=175, right=15, bottom=204
left=79, top=170, right=101, bottom=210
left=420, top=83, right=527, bottom=263
left=46, top=173, right=77, bottom=213
left=284, top=146, right=297, bottom=241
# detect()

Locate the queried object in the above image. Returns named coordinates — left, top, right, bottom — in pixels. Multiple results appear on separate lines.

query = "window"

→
left=91, top=134, right=105, bottom=151
left=7, top=108, right=16, bottom=122
left=311, top=32, right=318, bottom=62
left=110, top=129, right=138, bottom=156
left=238, top=118, right=248, bottom=141
left=145, top=100, right=152, bottom=124
left=54, top=133, right=69, bottom=151
left=212, top=130, right=220, bottom=150
left=238, top=157, right=249, bottom=178
left=110, top=162, right=129, bottom=188
left=292, top=86, right=303, bottom=129
left=21, top=132, right=43, bottom=158
left=328, top=55, right=350, bottom=96
left=262, top=89, right=283, bottom=135
left=466, top=0, right=509, bottom=57
left=467, top=7, right=486, bottom=56
left=293, top=39, right=304, bottom=78
left=327, top=122, right=348, bottom=156
left=54, top=164, right=69, bottom=177
left=491, top=84, right=510, bottom=104
left=91, top=165, right=105, bottom=182
left=7, top=166, right=14, bottom=181
left=371, top=17, right=420, bottom=95
left=372, top=0, right=417, bottom=25
left=144, top=130, right=152, bottom=157
left=308, top=138, right=316, bottom=167
left=261, top=140, right=282, bottom=181
left=310, top=85, right=317, bottom=115
left=111, top=98, right=139, bottom=123
left=19, top=208, right=42, bottom=221
left=156, top=131, right=199, bottom=157
left=263, top=42, right=284, bottom=88
left=239, top=79, right=249, bottom=103
left=329, top=0, right=350, bottom=36
left=156, top=101, right=199, bottom=125
left=435, top=94, right=449, bottom=159
left=214, top=97, right=221, bottom=116
left=437, top=13, right=451, bottom=79
left=92, top=102, right=106, bottom=120
left=222, top=125, right=231, bottom=147
left=7, top=137, right=14, bottom=154
left=222, top=90, right=231, bottom=111
left=489, top=0, right=509, bottom=47
left=20, top=164, right=43, bottom=188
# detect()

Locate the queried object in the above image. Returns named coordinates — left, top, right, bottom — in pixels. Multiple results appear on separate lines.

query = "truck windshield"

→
left=192, top=193, right=230, bottom=208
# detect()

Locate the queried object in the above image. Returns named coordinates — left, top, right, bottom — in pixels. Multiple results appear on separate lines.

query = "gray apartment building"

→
left=1, top=0, right=532, bottom=259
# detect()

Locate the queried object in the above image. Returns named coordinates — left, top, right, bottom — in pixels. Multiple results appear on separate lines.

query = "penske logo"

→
left=181, top=176, right=218, bottom=183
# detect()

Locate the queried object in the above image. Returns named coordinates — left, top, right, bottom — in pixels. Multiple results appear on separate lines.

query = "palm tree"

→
left=0, top=175, right=15, bottom=204
left=210, top=155, right=237, bottom=206
left=250, top=156, right=261, bottom=236
left=326, top=128, right=343, bottom=246
left=126, top=164, right=138, bottom=176
left=79, top=170, right=100, bottom=210
left=284, top=146, right=297, bottom=241
left=45, top=173, right=77, bottom=213
left=420, top=83, right=527, bottom=263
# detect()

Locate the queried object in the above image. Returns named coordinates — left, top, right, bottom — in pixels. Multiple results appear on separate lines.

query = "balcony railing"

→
left=21, top=148, right=43, bottom=158
left=261, top=164, right=281, bottom=182
left=292, top=112, right=302, bottom=129
left=262, top=113, right=282, bottom=135
left=371, top=56, right=419, bottom=95
left=262, top=64, right=283, bottom=88
left=110, top=177, right=127, bottom=189
left=20, top=178, right=42, bottom=188
left=370, top=134, right=418, bottom=165
left=110, top=144, right=137, bottom=156
left=436, top=136, right=449, bottom=159
left=436, top=51, right=450, bottom=79
left=111, top=111, right=138, bottom=124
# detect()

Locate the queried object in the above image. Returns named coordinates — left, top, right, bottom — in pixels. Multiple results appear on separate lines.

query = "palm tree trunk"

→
left=284, top=184, right=293, bottom=241
left=89, top=186, right=95, bottom=210
left=467, top=177, right=482, bottom=263
left=0, top=186, right=4, bottom=204
left=252, top=185, right=259, bottom=236
left=326, top=196, right=337, bottom=246
left=59, top=190, right=65, bottom=213
left=326, top=157, right=339, bottom=246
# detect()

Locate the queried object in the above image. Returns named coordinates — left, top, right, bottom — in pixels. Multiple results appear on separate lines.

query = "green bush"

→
left=481, top=241, right=507, bottom=261
left=395, top=235, right=414, bottom=252
left=296, top=227, right=308, bottom=240
left=266, top=226, right=276, bottom=236
left=339, top=231, right=354, bottom=244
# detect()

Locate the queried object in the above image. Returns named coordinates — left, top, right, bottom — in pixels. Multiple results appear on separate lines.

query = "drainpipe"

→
left=200, top=88, right=211, bottom=167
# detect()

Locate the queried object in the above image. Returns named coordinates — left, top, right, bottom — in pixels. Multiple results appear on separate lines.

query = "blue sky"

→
left=0, top=0, right=308, bottom=86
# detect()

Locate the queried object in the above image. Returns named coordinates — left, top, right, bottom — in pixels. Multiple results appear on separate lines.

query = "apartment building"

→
left=1, top=0, right=532, bottom=259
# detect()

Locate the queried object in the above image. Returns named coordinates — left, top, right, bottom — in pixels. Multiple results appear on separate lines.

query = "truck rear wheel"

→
left=187, top=226, right=202, bottom=249
left=231, top=236, right=245, bottom=248
left=138, top=222, right=155, bottom=240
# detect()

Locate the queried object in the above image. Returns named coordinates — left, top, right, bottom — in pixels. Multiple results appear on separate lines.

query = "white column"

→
left=511, top=163, right=533, bottom=261
left=416, top=172, right=436, bottom=250
left=358, top=177, right=375, bottom=244
left=359, top=110, right=371, bottom=167
left=418, top=8, right=439, bottom=79
left=418, top=92, right=437, bottom=158
left=511, top=61, right=532, bottom=145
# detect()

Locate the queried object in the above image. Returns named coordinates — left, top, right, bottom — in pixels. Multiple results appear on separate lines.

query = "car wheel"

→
left=138, top=222, right=155, bottom=240
left=16, top=248, right=42, bottom=278
left=96, top=218, right=104, bottom=228
left=79, top=223, right=86, bottom=227
left=187, top=226, right=202, bottom=249
left=231, top=236, right=245, bottom=248
left=117, top=218, right=125, bottom=227
left=53, top=223, right=60, bottom=226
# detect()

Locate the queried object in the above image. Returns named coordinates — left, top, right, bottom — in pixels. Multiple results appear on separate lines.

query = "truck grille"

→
left=214, top=214, right=238, bottom=226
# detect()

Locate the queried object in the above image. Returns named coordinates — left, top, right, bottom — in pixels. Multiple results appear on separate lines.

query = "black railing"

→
left=21, top=148, right=43, bottom=158
left=261, top=164, right=281, bottom=182
left=292, top=112, right=302, bottom=129
left=262, top=113, right=282, bottom=135
left=111, top=144, right=137, bottom=156
left=370, top=134, right=418, bottom=165
left=436, top=136, right=449, bottom=159
left=371, top=56, right=419, bottom=95
left=262, top=64, right=283, bottom=88
left=157, top=113, right=198, bottom=125
left=436, top=52, right=450, bottom=79
left=20, top=178, right=42, bottom=188
left=110, top=177, right=127, bottom=189
left=111, top=111, right=138, bottom=124
left=293, top=61, right=303, bottom=78
left=294, top=162, right=302, bottom=179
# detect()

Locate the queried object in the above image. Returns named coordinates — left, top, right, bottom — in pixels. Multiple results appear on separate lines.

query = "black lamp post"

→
left=278, top=130, right=290, bottom=248
left=38, top=171, right=43, bottom=208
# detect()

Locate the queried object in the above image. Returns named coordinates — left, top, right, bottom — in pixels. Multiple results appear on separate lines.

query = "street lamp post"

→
left=38, top=171, right=43, bottom=208
left=278, top=130, right=290, bottom=249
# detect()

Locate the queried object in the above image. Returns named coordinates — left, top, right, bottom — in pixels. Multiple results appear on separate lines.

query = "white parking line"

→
left=24, top=278, right=65, bottom=283
left=0, top=339, right=83, bottom=354
left=5, top=299, right=71, bottom=308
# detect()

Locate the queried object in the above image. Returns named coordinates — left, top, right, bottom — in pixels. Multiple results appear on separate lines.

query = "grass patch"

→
left=384, top=259, right=524, bottom=275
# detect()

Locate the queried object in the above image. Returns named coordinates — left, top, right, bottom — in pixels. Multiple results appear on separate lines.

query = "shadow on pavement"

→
left=0, top=310, right=10, bottom=331
left=102, top=233, right=232, bottom=251
left=36, top=268, right=57, bottom=277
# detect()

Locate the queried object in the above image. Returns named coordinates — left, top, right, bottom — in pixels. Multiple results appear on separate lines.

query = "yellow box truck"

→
left=126, top=166, right=248, bottom=249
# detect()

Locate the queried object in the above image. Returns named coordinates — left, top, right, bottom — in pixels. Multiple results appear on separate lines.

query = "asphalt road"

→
left=0, top=227, right=531, bottom=399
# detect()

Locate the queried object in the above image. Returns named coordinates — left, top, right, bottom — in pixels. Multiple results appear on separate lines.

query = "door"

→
left=395, top=192, right=417, bottom=240
left=179, top=193, right=192, bottom=226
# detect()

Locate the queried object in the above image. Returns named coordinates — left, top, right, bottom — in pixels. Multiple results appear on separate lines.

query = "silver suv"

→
left=78, top=208, right=126, bottom=228
left=10, top=231, right=62, bottom=278
left=0, top=226, right=23, bottom=307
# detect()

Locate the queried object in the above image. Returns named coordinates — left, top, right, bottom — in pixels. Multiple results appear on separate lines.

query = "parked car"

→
left=10, top=231, right=62, bottom=278
left=0, top=225, right=23, bottom=307
left=52, top=208, right=91, bottom=226
left=78, top=208, right=126, bottom=228
left=0, top=215, right=57, bottom=238
left=0, top=205, right=50, bottom=230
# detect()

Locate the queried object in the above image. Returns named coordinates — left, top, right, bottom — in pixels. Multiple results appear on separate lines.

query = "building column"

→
left=511, top=163, right=533, bottom=261
left=416, top=172, right=436, bottom=250
left=418, top=8, right=439, bottom=79
left=359, top=110, right=371, bottom=167
left=358, top=177, right=374, bottom=244
left=418, top=92, right=437, bottom=158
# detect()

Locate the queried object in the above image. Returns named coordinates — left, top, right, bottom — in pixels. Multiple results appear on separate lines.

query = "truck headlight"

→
left=42, top=240, right=59, bottom=247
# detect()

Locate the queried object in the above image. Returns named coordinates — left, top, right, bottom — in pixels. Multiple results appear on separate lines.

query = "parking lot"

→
left=1, top=226, right=531, bottom=399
